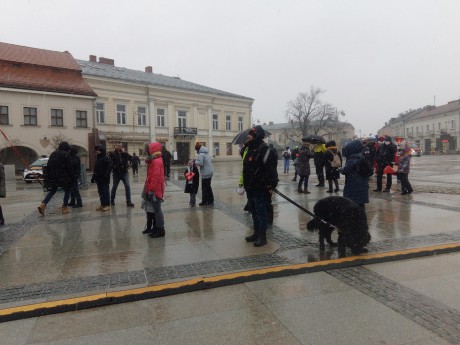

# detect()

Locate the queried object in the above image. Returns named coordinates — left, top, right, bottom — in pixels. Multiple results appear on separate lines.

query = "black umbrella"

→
left=232, top=128, right=271, bottom=145
left=302, top=134, right=326, bottom=144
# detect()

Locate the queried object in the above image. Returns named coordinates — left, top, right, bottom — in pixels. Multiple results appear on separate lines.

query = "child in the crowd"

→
left=184, top=159, right=200, bottom=207
left=324, top=140, right=342, bottom=193
left=397, top=147, right=413, bottom=195
left=141, top=189, right=156, bottom=234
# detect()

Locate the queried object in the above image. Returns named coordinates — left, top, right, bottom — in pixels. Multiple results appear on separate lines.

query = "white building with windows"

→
left=0, top=42, right=97, bottom=169
left=378, top=101, right=460, bottom=154
left=77, top=56, right=254, bottom=164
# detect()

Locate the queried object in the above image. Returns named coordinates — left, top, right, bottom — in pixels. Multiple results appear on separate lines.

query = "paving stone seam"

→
left=328, top=266, right=460, bottom=344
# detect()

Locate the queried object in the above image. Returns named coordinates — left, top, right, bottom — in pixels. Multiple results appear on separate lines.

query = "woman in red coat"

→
left=144, top=142, right=165, bottom=238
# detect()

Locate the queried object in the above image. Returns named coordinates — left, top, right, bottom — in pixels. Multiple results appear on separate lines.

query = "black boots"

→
left=149, top=227, right=165, bottom=238
left=245, top=232, right=258, bottom=242
left=246, top=230, right=267, bottom=247
left=254, top=232, right=267, bottom=247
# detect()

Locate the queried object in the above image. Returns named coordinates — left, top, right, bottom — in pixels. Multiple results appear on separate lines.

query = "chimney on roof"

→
left=99, top=57, right=114, bottom=65
left=145, top=66, right=153, bottom=73
left=89, top=55, right=97, bottom=62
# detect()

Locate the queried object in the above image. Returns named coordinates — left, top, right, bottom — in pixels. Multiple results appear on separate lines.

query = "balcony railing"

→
left=174, top=127, right=197, bottom=136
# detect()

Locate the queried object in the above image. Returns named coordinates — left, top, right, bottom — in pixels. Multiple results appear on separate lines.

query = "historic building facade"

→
left=77, top=56, right=254, bottom=164
left=378, top=100, right=460, bottom=154
left=0, top=42, right=97, bottom=168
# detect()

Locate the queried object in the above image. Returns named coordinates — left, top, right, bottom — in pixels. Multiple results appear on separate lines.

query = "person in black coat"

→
left=91, top=145, right=113, bottom=211
left=340, top=139, right=369, bottom=209
left=109, top=144, right=134, bottom=207
left=68, top=145, right=83, bottom=208
left=184, top=159, right=200, bottom=207
left=242, top=125, right=279, bottom=247
left=37, top=141, right=73, bottom=215
left=374, top=136, right=397, bottom=192
left=131, top=153, right=141, bottom=176
left=162, top=147, right=172, bottom=177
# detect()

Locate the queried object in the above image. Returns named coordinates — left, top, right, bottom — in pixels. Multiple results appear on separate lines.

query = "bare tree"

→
left=286, top=86, right=346, bottom=139
left=286, top=86, right=324, bottom=137
left=50, top=132, right=71, bottom=150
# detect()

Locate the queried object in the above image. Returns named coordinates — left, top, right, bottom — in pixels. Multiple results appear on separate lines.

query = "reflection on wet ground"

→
left=0, top=155, right=459, bottom=306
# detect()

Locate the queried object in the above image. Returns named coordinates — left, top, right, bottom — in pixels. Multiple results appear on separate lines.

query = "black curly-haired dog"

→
left=306, top=196, right=371, bottom=255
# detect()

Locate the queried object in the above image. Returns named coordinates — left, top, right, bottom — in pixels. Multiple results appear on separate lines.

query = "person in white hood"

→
left=194, top=142, right=214, bottom=206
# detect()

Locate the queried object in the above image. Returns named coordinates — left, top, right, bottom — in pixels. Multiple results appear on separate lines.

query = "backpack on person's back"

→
left=331, top=152, right=342, bottom=168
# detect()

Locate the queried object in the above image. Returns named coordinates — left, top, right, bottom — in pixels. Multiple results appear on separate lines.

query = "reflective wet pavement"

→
left=0, top=156, right=460, bottom=332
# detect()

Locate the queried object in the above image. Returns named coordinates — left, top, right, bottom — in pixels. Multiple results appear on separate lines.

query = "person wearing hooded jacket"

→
left=340, top=139, right=369, bottom=208
left=91, top=145, right=113, bottom=211
left=68, top=145, right=83, bottom=208
left=324, top=140, right=342, bottom=193
left=195, top=142, right=214, bottom=206
left=144, top=142, right=165, bottom=238
left=296, top=141, right=313, bottom=193
left=37, top=141, right=73, bottom=215
left=374, top=135, right=397, bottom=192
left=242, top=125, right=279, bottom=247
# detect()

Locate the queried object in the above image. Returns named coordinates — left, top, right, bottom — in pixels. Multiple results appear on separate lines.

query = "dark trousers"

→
left=246, top=188, right=268, bottom=233
left=146, top=212, right=156, bottom=230
left=298, top=174, right=310, bottom=190
left=97, top=182, right=110, bottom=206
left=69, top=180, right=82, bottom=206
left=201, top=177, right=214, bottom=205
left=315, top=163, right=325, bottom=185
left=376, top=165, right=392, bottom=190
left=399, top=173, right=413, bottom=194
left=132, top=165, right=138, bottom=175
left=111, top=172, right=132, bottom=204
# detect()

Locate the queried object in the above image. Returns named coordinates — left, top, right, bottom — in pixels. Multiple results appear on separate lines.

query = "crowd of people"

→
left=33, top=129, right=413, bottom=249
left=280, top=134, right=414, bottom=217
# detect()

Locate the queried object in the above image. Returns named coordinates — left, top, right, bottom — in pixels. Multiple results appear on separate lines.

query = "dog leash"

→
left=272, top=188, right=335, bottom=228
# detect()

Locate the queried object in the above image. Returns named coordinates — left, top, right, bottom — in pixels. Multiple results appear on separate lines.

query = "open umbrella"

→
left=302, top=134, right=326, bottom=144
left=232, top=128, right=271, bottom=145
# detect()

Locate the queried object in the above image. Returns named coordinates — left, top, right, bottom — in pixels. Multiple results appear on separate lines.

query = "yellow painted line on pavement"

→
left=2, top=241, right=460, bottom=319
left=0, top=293, right=106, bottom=316
left=106, top=277, right=204, bottom=298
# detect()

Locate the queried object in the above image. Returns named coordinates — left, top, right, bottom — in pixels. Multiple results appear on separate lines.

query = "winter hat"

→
left=384, top=136, right=392, bottom=143
left=326, top=140, right=336, bottom=148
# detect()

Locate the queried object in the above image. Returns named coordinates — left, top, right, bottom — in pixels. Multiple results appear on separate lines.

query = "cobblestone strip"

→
left=329, top=267, right=460, bottom=344
left=0, top=254, right=291, bottom=305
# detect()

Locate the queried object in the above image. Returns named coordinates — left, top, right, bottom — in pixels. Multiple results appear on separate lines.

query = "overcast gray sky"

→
left=2, top=0, right=460, bottom=136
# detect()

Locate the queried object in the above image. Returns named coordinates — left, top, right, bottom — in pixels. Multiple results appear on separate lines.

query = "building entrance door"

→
left=176, top=142, right=190, bottom=165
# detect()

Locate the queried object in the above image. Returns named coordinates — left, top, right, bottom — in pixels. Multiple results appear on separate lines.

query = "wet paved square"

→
left=0, top=155, right=459, bottom=313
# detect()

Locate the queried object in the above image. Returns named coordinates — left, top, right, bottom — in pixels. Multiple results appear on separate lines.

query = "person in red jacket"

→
left=144, top=142, right=166, bottom=238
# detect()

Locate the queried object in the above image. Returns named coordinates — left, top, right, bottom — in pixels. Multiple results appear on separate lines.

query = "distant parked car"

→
left=406, top=142, right=422, bottom=157
left=23, top=157, right=49, bottom=183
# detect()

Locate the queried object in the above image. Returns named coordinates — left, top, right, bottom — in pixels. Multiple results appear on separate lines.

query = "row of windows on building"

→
left=0, top=103, right=248, bottom=132
left=401, top=120, right=456, bottom=137
left=96, top=103, right=245, bottom=131
left=0, top=105, right=88, bottom=128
